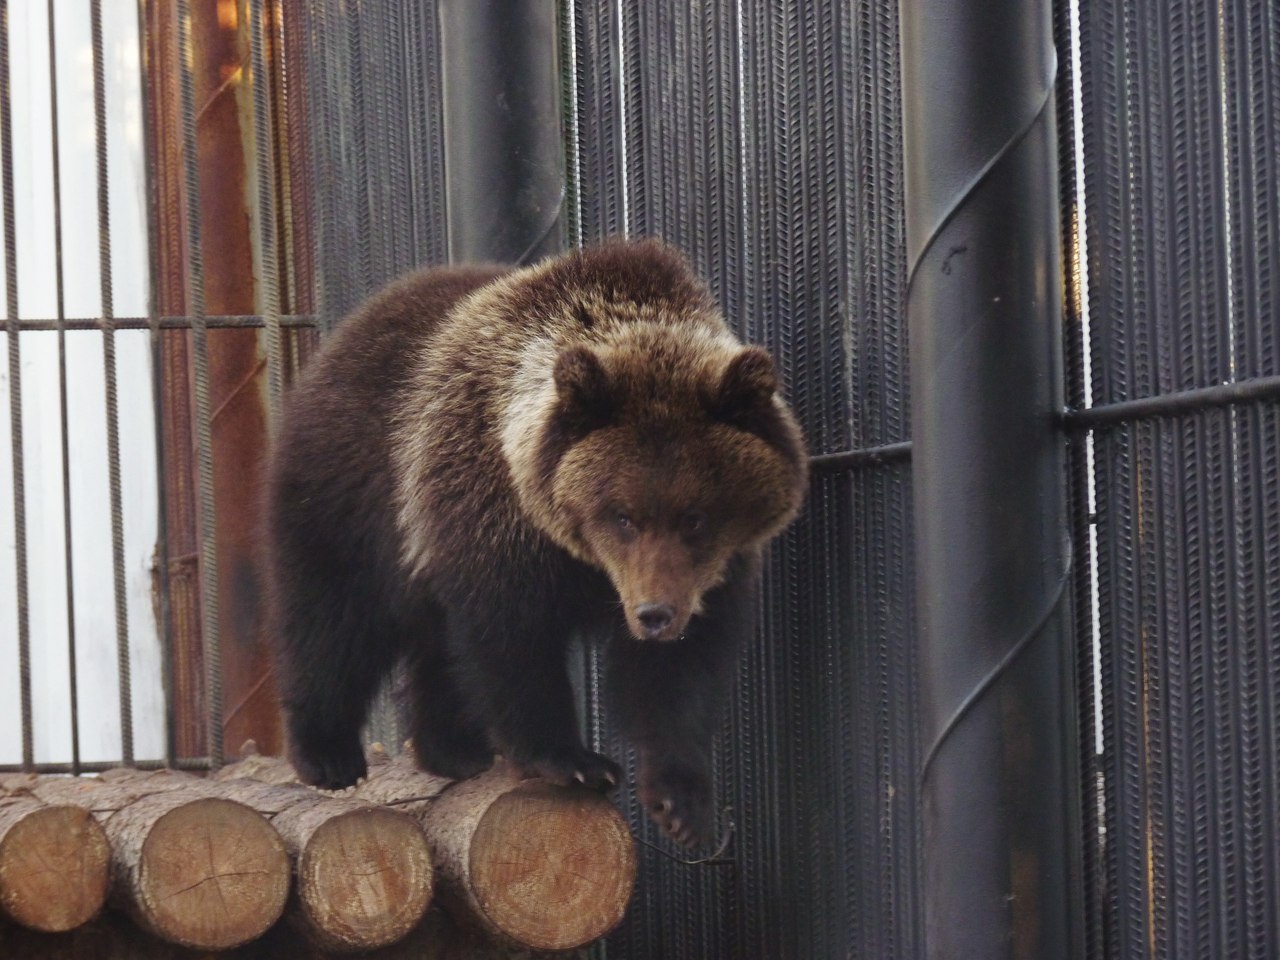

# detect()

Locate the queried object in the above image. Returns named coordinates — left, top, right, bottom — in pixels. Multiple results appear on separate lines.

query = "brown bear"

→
left=264, top=239, right=807, bottom=846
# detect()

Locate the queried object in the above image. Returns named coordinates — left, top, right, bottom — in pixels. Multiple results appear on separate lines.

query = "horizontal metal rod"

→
left=0, top=757, right=212, bottom=775
left=1063, top=373, right=1280, bottom=429
left=810, top=440, right=914, bottom=471
left=813, top=376, right=1280, bottom=470
left=2, top=314, right=318, bottom=332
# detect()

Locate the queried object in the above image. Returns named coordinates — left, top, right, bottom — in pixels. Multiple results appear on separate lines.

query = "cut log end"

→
left=298, top=806, right=435, bottom=951
left=136, top=797, right=289, bottom=950
left=469, top=781, right=636, bottom=951
left=0, top=804, right=110, bottom=932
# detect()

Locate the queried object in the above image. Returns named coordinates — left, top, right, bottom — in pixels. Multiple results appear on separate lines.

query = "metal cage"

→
left=2, top=1, right=1277, bottom=957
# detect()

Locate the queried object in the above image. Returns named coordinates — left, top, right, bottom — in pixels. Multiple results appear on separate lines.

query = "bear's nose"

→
left=636, top=602, right=676, bottom=638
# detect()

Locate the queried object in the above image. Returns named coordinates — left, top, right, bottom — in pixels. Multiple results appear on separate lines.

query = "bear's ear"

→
left=711, top=346, right=778, bottom=421
left=553, top=346, right=615, bottom=433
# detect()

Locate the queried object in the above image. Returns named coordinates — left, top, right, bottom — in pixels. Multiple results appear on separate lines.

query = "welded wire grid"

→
left=0, top=0, right=448, bottom=774
left=0, top=2, right=301, bottom=776
left=1076, top=0, right=1280, bottom=958
left=1, top=2, right=140, bottom=774
left=1, top=6, right=132, bottom=772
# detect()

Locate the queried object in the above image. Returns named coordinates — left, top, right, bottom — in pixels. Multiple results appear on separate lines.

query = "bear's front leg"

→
left=445, top=598, right=620, bottom=791
left=606, top=552, right=760, bottom=847
left=607, top=636, right=724, bottom=847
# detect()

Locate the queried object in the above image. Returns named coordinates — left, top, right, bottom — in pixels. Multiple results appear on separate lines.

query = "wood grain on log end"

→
left=468, top=781, right=635, bottom=951
left=297, top=806, right=435, bottom=951
left=136, top=797, right=289, bottom=950
left=0, top=802, right=110, bottom=932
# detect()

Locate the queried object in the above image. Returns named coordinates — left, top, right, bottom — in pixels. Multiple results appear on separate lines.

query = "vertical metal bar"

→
left=90, top=0, right=132, bottom=767
left=559, top=0, right=582, bottom=251
left=1225, top=2, right=1280, bottom=954
left=249, top=0, right=283, bottom=414
left=900, top=0, right=1082, bottom=957
left=1053, top=0, right=1104, bottom=954
left=135, top=0, right=177, bottom=770
left=0, top=0, right=32, bottom=772
left=177, top=0, right=222, bottom=768
left=310, top=0, right=336, bottom=326
left=276, top=0, right=315, bottom=318
left=45, top=0, right=82, bottom=775
left=437, top=0, right=565, bottom=265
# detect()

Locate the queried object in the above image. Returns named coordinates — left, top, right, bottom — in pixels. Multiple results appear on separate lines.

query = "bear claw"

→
left=640, top=762, right=715, bottom=848
left=514, top=746, right=622, bottom=792
left=291, top=749, right=367, bottom=792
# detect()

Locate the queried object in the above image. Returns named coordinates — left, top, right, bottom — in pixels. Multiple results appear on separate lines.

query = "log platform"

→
left=219, top=743, right=637, bottom=952
left=0, top=742, right=636, bottom=956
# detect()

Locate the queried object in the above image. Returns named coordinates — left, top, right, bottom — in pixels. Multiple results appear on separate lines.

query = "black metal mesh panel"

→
left=1078, top=0, right=1280, bottom=956
left=570, top=3, right=918, bottom=957
left=291, top=0, right=447, bottom=328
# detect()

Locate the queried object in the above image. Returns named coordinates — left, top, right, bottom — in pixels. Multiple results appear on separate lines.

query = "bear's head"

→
left=520, top=326, right=808, bottom=642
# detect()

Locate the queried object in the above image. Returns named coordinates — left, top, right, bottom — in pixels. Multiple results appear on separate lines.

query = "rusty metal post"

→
left=189, top=0, right=283, bottom=759
left=144, top=0, right=284, bottom=763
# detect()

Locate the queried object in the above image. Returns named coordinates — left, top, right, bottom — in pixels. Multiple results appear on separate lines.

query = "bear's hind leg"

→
left=405, top=646, right=494, bottom=780
left=272, top=587, right=398, bottom=789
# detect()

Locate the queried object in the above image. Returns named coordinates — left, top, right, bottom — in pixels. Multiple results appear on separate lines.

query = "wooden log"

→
left=418, top=769, right=635, bottom=952
left=8, top=770, right=290, bottom=950
left=210, top=775, right=435, bottom=951
left=0, top=787, right=110, bottom=932
left=219, top=744, right=636, bottom=952
left=51, top=767, right=434, bottom=952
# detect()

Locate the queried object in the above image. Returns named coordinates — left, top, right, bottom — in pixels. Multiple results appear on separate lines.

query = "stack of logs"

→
left=0, top=743, right=636, bottom=958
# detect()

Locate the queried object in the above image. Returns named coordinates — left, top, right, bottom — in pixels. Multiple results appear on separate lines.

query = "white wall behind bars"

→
left=0, top=0, right=165, bottom=766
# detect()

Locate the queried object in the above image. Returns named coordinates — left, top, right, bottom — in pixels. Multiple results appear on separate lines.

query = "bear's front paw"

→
left=639, top=760, right=715, bottom=848
left=289, top=737, right=367, bottom=791
left=513, top=746, right=621, bottom=792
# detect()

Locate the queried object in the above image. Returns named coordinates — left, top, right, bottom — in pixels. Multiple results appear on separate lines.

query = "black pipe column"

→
left=438, top=0, right=565, bottom=264
left=900, top=2, right=1082, bottom=958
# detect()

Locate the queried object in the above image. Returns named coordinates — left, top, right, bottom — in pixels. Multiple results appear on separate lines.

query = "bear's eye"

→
left=682, top=510, right=707, bottom=535
left=615, top=512, right=634, bottom=531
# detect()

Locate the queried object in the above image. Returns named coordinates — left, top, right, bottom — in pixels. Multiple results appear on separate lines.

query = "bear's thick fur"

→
left=264, top=240, right=807, bottom=845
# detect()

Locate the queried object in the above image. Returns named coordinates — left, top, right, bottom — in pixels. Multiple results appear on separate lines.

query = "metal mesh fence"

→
left=1075, top=0, right=1280, bottom=957
left=2, top=0, right=155, bottom=774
